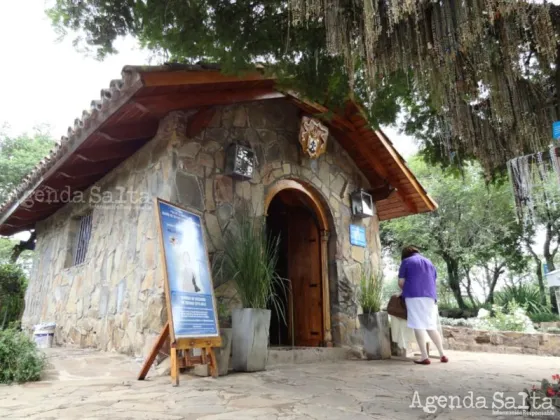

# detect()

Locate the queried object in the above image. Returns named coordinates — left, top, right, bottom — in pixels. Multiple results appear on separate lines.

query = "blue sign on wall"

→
left=553, top=121, right=560, bottom=140
left=157, top=199, right=219, bottom=339
left=350, top=224, right=367, bottom=248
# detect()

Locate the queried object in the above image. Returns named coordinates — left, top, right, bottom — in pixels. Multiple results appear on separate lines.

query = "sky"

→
left=0, top=1, right=418, bottom=158
left=0, top=2, right=150, bottom=136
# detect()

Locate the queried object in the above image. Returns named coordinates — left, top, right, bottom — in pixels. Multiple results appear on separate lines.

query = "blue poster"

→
left=553, top=121, right=560, bottom=140
left=350, top=224, right=367, bottom=248
left=157, top=200, right=218, bottom=338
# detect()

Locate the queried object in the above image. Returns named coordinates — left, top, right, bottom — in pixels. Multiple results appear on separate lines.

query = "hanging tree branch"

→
left=10, top=231, right=36, bottom=264
left=288, top=0, right=559, bottom=174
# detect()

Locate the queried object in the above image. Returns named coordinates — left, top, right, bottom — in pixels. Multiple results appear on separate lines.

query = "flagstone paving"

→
left=0, top=347, right=557, bottom=419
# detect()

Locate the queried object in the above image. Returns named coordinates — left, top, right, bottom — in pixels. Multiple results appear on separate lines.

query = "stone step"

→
left=267, top=347, right=351, bottom=367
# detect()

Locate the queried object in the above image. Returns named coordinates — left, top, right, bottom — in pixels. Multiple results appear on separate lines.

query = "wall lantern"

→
left=351, top=189, right=375, bottom=218
left=225, top=143, right=255, bottom=180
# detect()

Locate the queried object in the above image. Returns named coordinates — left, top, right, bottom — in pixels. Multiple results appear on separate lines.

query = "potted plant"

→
left=358, top=267, right=391, bottom=360
left=218, top=212, right=285, bottom=372
left=215, top=298, right=233, bottom=376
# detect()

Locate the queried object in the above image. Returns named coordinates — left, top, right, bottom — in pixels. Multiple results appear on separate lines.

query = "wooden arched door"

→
left=287, top=206, right=323, bottom=347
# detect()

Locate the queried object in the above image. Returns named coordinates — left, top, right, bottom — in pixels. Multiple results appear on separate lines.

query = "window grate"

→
left=73, top=213, right=92, bottom=266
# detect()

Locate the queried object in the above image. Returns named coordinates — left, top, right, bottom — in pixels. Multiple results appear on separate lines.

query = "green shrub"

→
left=0, top=263, right=27, bottom=329
left=475, top=301, right=535, bottom=333
left=359, top=267, right=383, bottom=314
left=438, top=307, right=479, bottom=319
left=0, top=328, right=46, bottom=384
left=494, top=284, right=551, bottom=315
left=530, top=312, right=560, bottom=324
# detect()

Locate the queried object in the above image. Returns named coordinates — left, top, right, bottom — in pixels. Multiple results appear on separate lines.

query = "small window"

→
left=72, top=212, right=93, bottom=266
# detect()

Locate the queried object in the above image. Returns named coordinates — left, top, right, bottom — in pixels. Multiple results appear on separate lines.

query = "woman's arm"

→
left=398, top=278, right=405, bottom=290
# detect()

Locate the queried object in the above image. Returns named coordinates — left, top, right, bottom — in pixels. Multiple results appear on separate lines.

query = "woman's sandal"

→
left=440, top=356, right=449, bottom=363
left=413, top=358, right=431, bottom=365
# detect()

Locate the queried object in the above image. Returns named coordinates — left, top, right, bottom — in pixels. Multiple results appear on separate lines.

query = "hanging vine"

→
left=507, top=146, right=560, bottom=226
left=289, top=0, right=559, bottom=174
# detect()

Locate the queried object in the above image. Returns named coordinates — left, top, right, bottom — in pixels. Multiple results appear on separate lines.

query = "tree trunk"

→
left=555, top=37, right=560, bottom=120
left=525, top=237, right=547, bottom=306
left=534, top=259, right=548, bottom=306
left=543, top=224, right=558, bottom=313
left=464, top=268, right=476, bottom=307
left=446, top=258, right=465, bottom=309
left=550, top=44, right=560, bottom=314
left=485, top=263, right=504, bottom=306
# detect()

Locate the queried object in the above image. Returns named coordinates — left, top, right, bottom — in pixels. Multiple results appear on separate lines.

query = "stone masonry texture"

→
left=23, top=99, right=382, bottom=357
left=443, top=326, right=560, bottom=357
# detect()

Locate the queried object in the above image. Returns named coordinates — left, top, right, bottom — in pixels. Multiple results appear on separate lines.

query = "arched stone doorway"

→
left=265, top=179, right=332, bottom=347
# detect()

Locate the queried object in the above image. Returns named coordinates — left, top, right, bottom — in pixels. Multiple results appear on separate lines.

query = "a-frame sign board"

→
left=138, top=198, right=221, bottom=386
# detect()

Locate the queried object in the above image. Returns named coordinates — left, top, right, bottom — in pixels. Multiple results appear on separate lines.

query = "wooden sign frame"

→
left=138, top=198, right=222, bottom=385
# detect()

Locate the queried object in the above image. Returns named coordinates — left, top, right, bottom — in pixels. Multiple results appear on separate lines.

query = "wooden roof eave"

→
left=344, top=101, right=438, bottom=214
left=0, top=66, right=437, bottom=233
left=0, top=76, right=145, bottom=229
left=374, top=128, right=438, bottom=212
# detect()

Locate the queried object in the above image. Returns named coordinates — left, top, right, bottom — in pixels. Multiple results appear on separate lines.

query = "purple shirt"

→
left=398, top=253, right=437, bottom=300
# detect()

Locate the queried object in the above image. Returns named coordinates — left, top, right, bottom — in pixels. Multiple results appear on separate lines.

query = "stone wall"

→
left=442, top=326, right=560, bottom=357
left=23, top=112, right=184, bottom=357
left=23, top=99, right=381, bottom=356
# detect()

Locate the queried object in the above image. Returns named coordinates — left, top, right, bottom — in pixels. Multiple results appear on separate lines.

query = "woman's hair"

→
left=401, top=246, right=419, bottom=261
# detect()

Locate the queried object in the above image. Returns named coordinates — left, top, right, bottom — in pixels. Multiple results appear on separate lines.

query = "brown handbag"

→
left=387, top=294, right=407, bottom=320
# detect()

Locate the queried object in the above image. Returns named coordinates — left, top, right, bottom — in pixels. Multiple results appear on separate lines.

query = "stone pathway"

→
left=0, top=348, right=558, bottom=419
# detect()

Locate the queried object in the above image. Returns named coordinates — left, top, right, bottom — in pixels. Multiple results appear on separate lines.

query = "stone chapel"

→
left=0, top=64, right=436, bottom=357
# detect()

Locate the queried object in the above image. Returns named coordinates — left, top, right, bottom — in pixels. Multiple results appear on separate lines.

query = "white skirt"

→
left=405, top=297, right=438, bottom=330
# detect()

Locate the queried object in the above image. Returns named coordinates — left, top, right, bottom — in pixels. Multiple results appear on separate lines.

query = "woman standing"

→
left=398, top=246, right=448, bottom=365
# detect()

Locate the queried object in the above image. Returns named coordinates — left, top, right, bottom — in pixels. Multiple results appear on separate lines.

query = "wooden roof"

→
left=0, top=64, right=436, bottom=235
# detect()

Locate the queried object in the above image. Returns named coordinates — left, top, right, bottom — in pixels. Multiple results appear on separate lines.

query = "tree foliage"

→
left=0, top=128, right=54, bottom=268
left=0, top=264, right=27, bottom=330
left=46, top=0, right=560, bottom=176
left=381, top=158, right=527, bottom=309
left=0, top=128, right=55, bottom=205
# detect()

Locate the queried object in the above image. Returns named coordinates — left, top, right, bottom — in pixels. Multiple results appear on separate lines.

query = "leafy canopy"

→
left=46, top=0, right=560, bottom=175
left=0, top=263, right=27, bottom=330
left=0, top=128, right=55, bottom=206
left=382, top=158, right=526, bottom=307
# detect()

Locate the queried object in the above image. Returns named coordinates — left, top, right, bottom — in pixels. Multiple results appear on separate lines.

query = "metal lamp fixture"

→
left=351, top=189, right=374, bottom=218
left=225, top=143, right=255, bottom=180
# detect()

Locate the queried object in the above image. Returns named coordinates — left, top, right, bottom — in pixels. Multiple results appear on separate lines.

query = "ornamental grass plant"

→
left=359, top=267, right=383, bottom=314
left=217, top=210, right=287, bottom=321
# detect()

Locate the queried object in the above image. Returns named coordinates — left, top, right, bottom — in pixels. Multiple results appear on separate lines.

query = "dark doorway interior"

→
left=267, top=194, right=290, bottom=346
left=266, top=190, right=324, bottom=347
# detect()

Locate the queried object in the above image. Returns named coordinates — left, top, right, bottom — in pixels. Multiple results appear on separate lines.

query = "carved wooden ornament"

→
left=299, top=116, right=329, bottom=159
